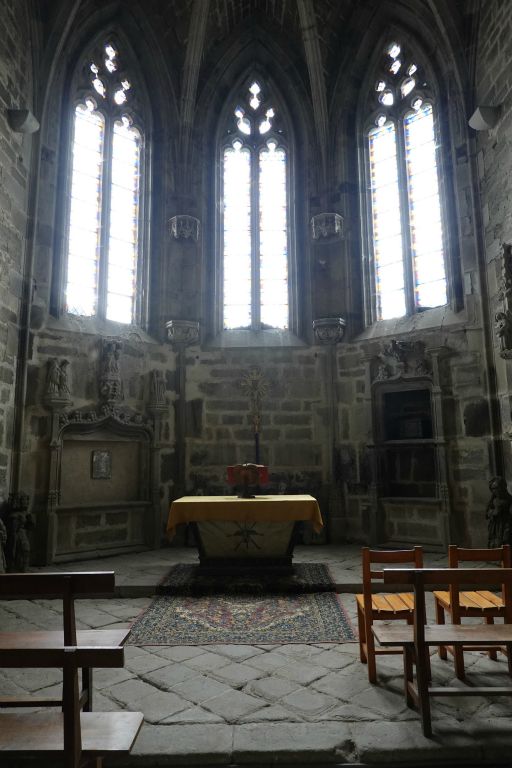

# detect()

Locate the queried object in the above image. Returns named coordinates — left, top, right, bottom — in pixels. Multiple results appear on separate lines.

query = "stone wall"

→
left=0, top=1, right=510, bottom=561
left=475, top=0, right=512, bottom=484
left=0, top=0, right=33, bottom=499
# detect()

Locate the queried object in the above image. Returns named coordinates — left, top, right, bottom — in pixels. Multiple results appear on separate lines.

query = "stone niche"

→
left=46, top=411, right=156, bottom=562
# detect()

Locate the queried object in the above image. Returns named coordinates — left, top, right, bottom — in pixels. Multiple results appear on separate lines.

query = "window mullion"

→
left=98, top=118, right=114, bottom=319
left=251, top=145, right=260, bottom=330
left=396, top=117, right=415, bottom=315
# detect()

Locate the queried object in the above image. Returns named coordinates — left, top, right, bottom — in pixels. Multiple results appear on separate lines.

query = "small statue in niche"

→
left=486, top=476, right=512, bottom=548
left=494, top=310, right=512, bottom=355
left=6, top=511, right=34, bottom=572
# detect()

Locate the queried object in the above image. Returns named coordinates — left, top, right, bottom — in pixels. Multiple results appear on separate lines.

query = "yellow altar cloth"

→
left=166, top=494, right=323, bottom=538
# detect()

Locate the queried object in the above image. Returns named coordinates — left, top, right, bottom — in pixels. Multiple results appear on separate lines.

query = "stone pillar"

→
left=313, top=317, right=345, bottom=542
left=165, top=320, right=200, bottom=500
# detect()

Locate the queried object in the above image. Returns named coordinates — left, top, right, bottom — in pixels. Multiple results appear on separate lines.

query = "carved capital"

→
left=169, top=215, right=200, bottom=242
left=313, top=317, right=346, bottom=344
left=310, top=213, right=344, bottom=242
left=166, top=319, right=200, bottom=347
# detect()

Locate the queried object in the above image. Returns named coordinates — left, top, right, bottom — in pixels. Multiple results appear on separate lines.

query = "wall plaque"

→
left=91, top=449, right=112, bottom=480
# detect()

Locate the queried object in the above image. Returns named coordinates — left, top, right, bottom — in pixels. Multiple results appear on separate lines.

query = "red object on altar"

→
left=227, top=463, right=269, bottom=497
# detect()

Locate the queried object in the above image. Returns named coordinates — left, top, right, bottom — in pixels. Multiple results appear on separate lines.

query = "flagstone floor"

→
left=2, top=544, right=512, bottom=767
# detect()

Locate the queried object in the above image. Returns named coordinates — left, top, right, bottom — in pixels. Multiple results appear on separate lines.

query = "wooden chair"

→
left=0, top=572, right=130, bottom=711
left=355, top=546, right=423, bottom=683
left=0, top=644, right=143, bottom=767
left=433, top=544, right=511, bottom=679
left=374, top=567, right=512, bottom=737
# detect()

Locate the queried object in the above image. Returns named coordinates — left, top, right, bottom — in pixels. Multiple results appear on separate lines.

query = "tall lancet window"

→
left=365, top=41, right=447, bottom=321
left=65, top=40, right=143, bottom=324
left=222, top=80, right=289, bottom=330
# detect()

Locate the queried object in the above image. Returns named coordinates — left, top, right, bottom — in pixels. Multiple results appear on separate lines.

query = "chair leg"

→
left=414, top=640, right=432, bottom=738
left=403, top=645, right=414, bottom=708
left=357, top=603, right=367, bottom=663
left=486, top=616, right=498, bottom=660
left=507, top=643, right=512, bottom=678
left=453, top=643, right=465, bottom=680
left=364, top=614, right=377, bottom=683
left=435, top=599, right=447, bottom=660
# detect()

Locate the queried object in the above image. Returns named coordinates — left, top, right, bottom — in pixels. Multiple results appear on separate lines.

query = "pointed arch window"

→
left=221, top=80, right=289, bottom=331
left=64, top=40, right=144, bottom=324
left=365, top=41, right=447, bottom=321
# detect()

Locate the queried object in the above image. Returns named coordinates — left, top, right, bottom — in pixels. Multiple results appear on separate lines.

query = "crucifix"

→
left=240, top=368, right=268, bottom=464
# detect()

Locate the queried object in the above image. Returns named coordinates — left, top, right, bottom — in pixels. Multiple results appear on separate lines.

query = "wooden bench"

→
left=372, top=567, right=512, bottom=737
left=0, top=644, right=143, bottom=767
left=0, top=572, right=130, bottom=711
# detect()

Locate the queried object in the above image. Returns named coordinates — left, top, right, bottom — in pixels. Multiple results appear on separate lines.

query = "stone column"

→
left=313, top=317, right=345, bottom=542
left=165, top=320, right=200, bottom=500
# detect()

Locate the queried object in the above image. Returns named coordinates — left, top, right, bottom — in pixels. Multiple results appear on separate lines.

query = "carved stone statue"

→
left=46, top=358, right=61, bottom=396
left=100, top=340, right=123, bottom=403
left=486, top=476, right=512, bottom=548
left=45, top=358, right=71, bottom=400
left=6, top=513, right=34, bottom=572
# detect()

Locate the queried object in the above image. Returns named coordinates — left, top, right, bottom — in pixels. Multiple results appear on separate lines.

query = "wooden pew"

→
left=0, top=572, right=130, bottom=711
left=372, top=567, right=512, bottom=737
left=0, top=644, right=143, bottom=767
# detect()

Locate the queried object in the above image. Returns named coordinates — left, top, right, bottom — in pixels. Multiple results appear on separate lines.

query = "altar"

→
left=166, top=495, right=323, bottom=567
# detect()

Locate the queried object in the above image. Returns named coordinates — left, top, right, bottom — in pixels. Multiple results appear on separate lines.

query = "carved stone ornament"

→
left=169, top=215, right=200, bottom=242
left=58, top=404, right=149, bottom=431
left=149, top=369, right=167, bottom=410
left=166, top=319, right=200, bottom=347
left=495, top=243, right=512, bottom=358
left=372, top=339, right=431, bottom=382
left=44, top=358, right=72, bottom=407
left=100, top=339, right=123, bottom=404
left=310, top=213, right=344, bottom=242
left=313, top=317, right=346, bottom=345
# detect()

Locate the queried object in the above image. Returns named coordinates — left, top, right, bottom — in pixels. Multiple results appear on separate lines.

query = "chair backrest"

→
left=447, top=545, right=511, bottom=620
left=0, top=572, right=116, bottom=644
left=361, top=546, right=423, bottom=613
left=383, top=567, right=512, bottom=634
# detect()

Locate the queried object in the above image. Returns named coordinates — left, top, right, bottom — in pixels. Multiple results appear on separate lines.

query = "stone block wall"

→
left=475, top=0, right=512, bottom=462
left=0, top=0, right=33, bottom=499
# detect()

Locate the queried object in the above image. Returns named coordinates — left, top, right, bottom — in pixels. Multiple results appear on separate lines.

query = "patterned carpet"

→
left=157, top=562, right=336, bottom=595
left=127, top=591, right=356, bottom=645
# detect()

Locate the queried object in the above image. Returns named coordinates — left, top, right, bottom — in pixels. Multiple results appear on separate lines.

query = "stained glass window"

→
left=367, top=42, right=447, bottom=320
left=222, top=81, right=289, bottom=331
left=65, top=41, right=142, bottom=324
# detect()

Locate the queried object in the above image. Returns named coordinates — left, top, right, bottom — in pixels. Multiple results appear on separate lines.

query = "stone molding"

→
left=495, top=243, right=512, bottom=358
left=166, top=319, right=200, bottom=346
left=312, top=317, right=346, bottom=344
left=310, top=212, right=343, bottom=242
left=169, top=215, right=200, bottom=241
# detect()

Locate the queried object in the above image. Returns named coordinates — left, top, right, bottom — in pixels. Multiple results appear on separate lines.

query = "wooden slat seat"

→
left=373, top=567, right=512, bottom=737
left=0, top=711, right=143, bottom=755
left=355, top=546, right=424, bottom=683
left=433, top=545, right=511, bottom=679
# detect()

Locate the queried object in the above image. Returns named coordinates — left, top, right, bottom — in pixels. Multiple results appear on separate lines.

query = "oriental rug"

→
left=126, top=591, right=356, bottom=645
left=157, top=562, right=335, bottom=595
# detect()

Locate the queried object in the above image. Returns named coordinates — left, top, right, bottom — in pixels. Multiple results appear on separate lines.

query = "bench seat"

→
left=0, top=710, right=143, bottom=755
left=373, top=622, right=512, bottom=647
left=0, top=628, right=129, bottom=651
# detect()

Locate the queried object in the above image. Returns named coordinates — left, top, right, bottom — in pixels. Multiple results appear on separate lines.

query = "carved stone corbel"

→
left=169, top=215, right=200, bottom=242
